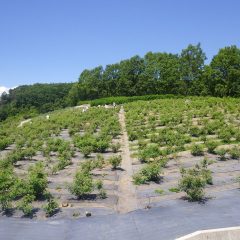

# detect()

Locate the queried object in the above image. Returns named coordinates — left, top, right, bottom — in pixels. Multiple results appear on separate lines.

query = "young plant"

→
left=154, top=189, right=165, bottom=195
left=205, top=140, right=219, bottom=154
left=17, top=194, right=34, bottom=216
left=168, top=187, right=180, bottom=193
left=81, top=146, right=93, bottom=157
left=191, top=144, right=204, bottom=156
left=111, top=143, right=121, bottom=153
left=133, top=163, right=161, bottom=185
left=28, top=162, right=48, bottom=199
left=216, top=148, right=227, bottom=161
left=179, top=168, right=205, bottom=201
left=0, top=168, right=16, bottom=211
left=43, top=198, right=59, bottom=217
left=139, top=144, right=160, bottom=162
left=229, top=146, right=240, bottom=159
left=69, top=171, right=94, bottom=198
left=95, top=154, right=105, bottom=169
left=108, top=155, right=122, bottom=169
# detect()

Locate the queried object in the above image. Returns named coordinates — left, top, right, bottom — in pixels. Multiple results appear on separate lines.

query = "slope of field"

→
left=124, top=97, right=240, bottom=205
left=0, top=97, right=240, bottom=219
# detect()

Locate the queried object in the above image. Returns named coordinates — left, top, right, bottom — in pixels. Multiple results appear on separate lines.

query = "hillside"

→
left=1, top=97, right=240, bottom=219
left=0, top=83, right=73, bottom=121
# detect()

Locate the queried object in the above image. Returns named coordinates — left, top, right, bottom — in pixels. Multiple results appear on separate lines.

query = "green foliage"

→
left=95, top=179, right=103, bottom=190
left=179, top=163, right=212, bottom=201
left=128, top=131, right=138, bottom=141
left=0, top=138, right=11, bottom=150
left=111, top=143, right=121, bottom=153
left=229, top=146, right=240, bottom=159
left=94, top=140, right=109, bottom=153
left=133, top=163, right=161, bottom=185
left=216, top=148, right=228, bottom=161
left=191, top=144, right=204, bottom=156
left=205, top=140, right=219, bottom=154
left=69, top=171, right=94, bottom=198
left=108, top=155, right=122, bottom=169
left=0, top=83, right=73, bottom=121
left=81, top=146, right=93, bottom=157
left=219, top=129, right=232, bottom=143
left=168, top=187, right=180, bottom=193
left=17, top=194, right=34, bottom=216
left=43, top=198, right=59, bottom=217
left=99, top=189, right=107, bottom=199
left=28, top=162, right=48, bottom=199
left=1, top=44, right=240, bottom=123
left=139, top=144, right=161, bottom=162
left=95, top=154, right=105, bottom=169
left=154, top=189, right=165, bottom=195
left=0, top=167, right=16, bottom=211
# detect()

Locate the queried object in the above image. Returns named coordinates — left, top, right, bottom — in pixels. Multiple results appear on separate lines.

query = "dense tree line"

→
left=68, top=44, right=240, bottom=104
left=0, top=83, right=73, bottom=121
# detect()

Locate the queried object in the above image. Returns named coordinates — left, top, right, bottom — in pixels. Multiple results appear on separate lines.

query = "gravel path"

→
left=117, top=106, right=139, bottom=213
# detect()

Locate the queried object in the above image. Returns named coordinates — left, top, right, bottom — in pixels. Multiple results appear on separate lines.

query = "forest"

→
left=0, top=83, right=73, bottom=121
left=1, top=43, right=240, bottom=121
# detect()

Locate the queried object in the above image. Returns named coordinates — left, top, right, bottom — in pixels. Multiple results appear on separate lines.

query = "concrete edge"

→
left=176, top=226, right=240, bottom=240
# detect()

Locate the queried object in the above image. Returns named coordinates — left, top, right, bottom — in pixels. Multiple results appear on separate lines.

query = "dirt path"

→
left=117, top=106, right=139, bottom=213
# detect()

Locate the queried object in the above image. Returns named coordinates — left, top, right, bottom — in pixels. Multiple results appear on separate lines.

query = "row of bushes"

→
left=79, top=94, right=183, bottom=106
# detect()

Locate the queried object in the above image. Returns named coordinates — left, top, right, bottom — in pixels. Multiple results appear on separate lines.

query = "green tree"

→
left=210, top=45, right=240, bottom=97
left=180, top=43, right=206, bottom=95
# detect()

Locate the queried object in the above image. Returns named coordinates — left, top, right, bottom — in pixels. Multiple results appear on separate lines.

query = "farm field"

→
left=0, top=97, right=240, bottom=219
left=125, top=97, right=240, bottom=205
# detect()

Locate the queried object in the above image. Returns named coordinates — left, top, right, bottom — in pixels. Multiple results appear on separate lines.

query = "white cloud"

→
left=0, top=86, right=9, bottom=96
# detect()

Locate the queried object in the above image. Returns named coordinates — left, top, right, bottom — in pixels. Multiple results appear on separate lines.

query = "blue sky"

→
left=0, top=0, right=240, bottom=89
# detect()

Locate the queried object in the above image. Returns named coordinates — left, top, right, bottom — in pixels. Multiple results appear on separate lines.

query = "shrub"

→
left=205, top=140, right=219, bottom=154
left=80, top=160, right=95, bottom=173
left=138, top=140, right=147, bottom=149
left=43, top=198, right=59, bottom=217
left=94, top=154, right=105, bottom=169
left=200, top=158, right=213, bottom=185
left=132, top=173, right=147, bottom=185
left=99, top=189, right=107, bottom=199
left=17, top=194, right=34, bottom=216
left=191, top=144, right=204, bottom=156
left=179, top=168, right=205, bottom=201
left=81, top=146, right=93, bottom=157
left=94, top=140, right=109, bottom=153
left=95, top=179, right=103, bottom=190
left=69, top=171, right=94, bottom=198
left=57, top=156, right=71, bottom=170
left=229, top=146, right=240, bottom=159
left=94, top=179, right=107, bottom=199
left=133, top=163, right=161, bottom=185
left=108, top=155, right=122, bottom=169
left=28, top=162, right=48, bottom=199
left=178, top=163, right=212, bottom=201
left=189, top=127, right=201, bottom=137
left=0, top=168, right=16, bottom=211
left=111, top=143, right=121, bottom=153
left=219, top=129, right=232, bottom=143
left=139, top=144, right=160, bottom=162
left=216, top=148, right=227, bottom=161
left=0, top=138, right=11, bottom=151
left=128, top=132, right=138, bottom=141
